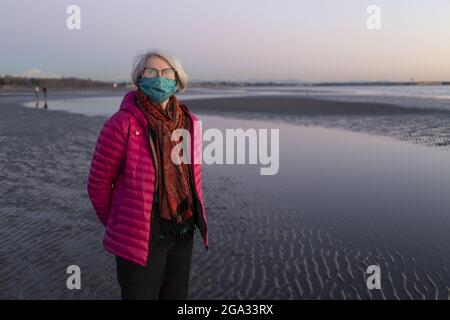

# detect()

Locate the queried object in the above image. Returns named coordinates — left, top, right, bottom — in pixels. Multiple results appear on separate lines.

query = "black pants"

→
left=116, top=206, right=194, bottom=300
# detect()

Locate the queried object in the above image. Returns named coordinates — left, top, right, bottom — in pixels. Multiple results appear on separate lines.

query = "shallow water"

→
left=21, top=88, right=266, bottom=116
left=22, top=84, right=450, bottom=115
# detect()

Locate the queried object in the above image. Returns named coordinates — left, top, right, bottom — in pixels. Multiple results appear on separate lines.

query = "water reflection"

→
left=33, top=98, right=48, bottom=109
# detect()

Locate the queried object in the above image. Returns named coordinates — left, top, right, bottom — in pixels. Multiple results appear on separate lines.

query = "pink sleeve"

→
left=87, top=112, right=128, bottom=226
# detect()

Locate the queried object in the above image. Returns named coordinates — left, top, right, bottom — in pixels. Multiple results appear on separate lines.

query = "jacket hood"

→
left=119, top=90, right=147, bottom=130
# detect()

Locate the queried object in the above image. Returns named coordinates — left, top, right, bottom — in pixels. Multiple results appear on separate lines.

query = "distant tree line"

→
left=3, top=76, right=448, bottom=89
left=0, top=75, right=129, bottom=89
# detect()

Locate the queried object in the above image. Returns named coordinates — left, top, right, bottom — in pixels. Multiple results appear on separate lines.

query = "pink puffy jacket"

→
left=87, top=90, right=208, bottom=266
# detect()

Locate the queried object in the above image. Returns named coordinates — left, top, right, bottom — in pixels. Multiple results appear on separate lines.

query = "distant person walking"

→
left=43, top=86, right=47, bottom=100
left=87, top=49, right=208, bottom=300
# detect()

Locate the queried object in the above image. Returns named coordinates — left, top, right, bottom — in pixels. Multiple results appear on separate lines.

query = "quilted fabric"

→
left=87, top=90, right=208, bottom=266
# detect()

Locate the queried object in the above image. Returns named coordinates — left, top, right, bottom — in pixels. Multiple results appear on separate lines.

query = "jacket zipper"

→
left=187, top=113, right=208, bottom=241
left=138, top=98, right=159, bottom=188
left=146, top=125, right=158, bottom=264
left=148, top=128, right=158, bottom=188
left=190, top=164, right=208, bottom=238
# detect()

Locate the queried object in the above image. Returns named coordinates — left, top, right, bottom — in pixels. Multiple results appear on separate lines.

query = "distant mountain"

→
left=21, top=68, right=61, bottom=79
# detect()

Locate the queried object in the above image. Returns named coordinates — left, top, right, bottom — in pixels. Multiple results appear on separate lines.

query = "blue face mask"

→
left=138, top=76, right=178, bottom=104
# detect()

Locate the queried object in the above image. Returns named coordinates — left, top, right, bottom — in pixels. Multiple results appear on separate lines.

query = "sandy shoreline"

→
left=1, top=93, right=450, bottom=299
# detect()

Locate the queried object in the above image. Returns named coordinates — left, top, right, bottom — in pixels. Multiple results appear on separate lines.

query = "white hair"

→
left=130, top=49, right=188, bottom=93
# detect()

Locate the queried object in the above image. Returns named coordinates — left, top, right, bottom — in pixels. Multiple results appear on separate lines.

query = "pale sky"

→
left=1, top=0, right=449, bottom=82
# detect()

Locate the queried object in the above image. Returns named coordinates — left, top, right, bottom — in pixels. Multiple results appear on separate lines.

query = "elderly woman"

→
left=87, top=49, right=208, bottom=300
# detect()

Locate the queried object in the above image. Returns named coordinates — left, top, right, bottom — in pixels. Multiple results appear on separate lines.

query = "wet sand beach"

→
left=1, top=92, right=450, bottom=299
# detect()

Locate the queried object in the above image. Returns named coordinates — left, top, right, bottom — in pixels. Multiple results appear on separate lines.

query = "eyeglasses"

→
left=141, top=67, right=177, bottom=80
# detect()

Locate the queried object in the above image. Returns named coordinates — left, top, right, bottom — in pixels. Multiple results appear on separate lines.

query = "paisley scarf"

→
left=135, top=89, right=194, bottom=224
